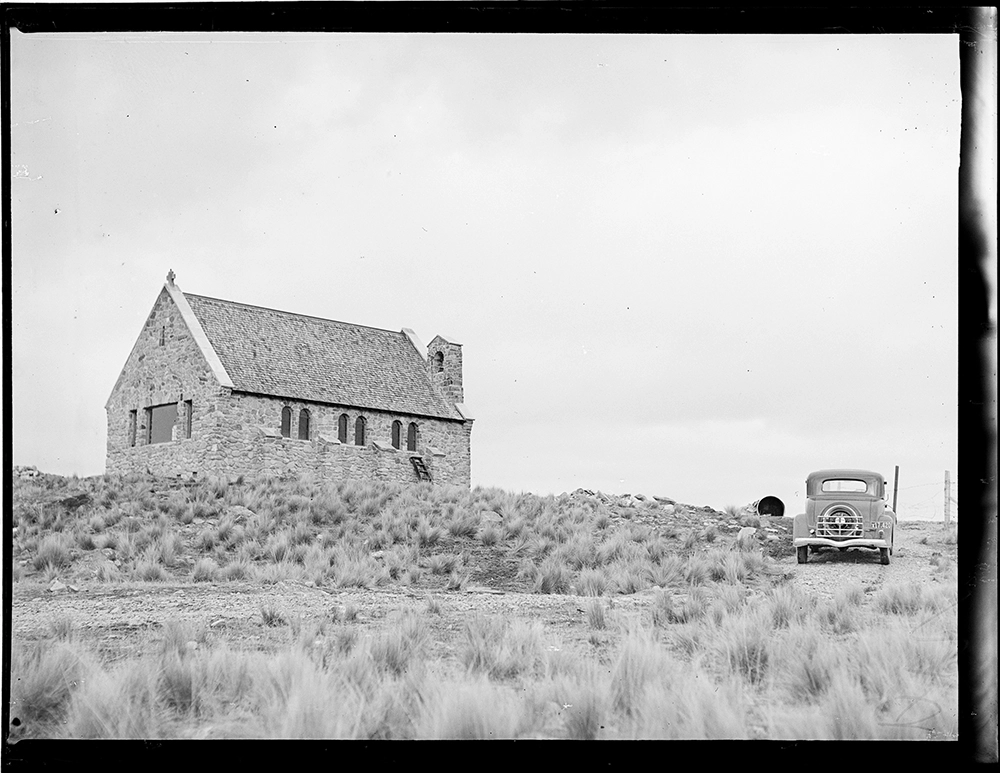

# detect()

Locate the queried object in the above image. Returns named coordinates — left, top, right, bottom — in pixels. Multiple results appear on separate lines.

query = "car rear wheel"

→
left=880, top=547, right=890, bottom=565
left=797, top=546, right=809, bottom=564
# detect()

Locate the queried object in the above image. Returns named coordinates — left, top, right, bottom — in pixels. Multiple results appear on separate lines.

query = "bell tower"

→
left=427, top=335, right=463, bottom=406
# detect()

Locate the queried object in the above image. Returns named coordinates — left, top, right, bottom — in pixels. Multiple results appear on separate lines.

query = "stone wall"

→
left=106, top=288, right=472, bottom=486
left=427, top=336, right=464, bottom=406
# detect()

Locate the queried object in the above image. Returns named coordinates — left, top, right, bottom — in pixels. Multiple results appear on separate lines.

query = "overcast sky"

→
left=9, top=31, right=961, bottom=520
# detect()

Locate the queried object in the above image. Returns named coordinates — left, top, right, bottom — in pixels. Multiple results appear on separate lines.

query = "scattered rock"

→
left=185, top=640, right=199, bottom=652
left=48, top=579, right=67, bottom=593
left=480, top=510, right=503, bottom=525
left=224, top=505, right=256, bottom=523
left=13, top=465, right=42, bottom=479
left=736, top=527, right=757, bottom=549
left=59, top=492, right=92, bottom=511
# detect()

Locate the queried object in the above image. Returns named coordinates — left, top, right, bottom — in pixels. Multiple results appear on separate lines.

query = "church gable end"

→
left=105, top=279, right=228, bottom=475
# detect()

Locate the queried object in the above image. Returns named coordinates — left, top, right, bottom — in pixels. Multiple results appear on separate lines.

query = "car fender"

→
left=792, top=513, right=809, bottom=540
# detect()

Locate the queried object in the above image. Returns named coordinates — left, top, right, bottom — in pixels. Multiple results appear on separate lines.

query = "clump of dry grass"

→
left=873, top=582, right=925, bottom=615
left=460, top=616, right=544, bottom=680
left=716, top=607, right=772, bottom=685
left=576, top=568, right=609, bottom=596
left=534, top=557, right=571, bottom=594
left=10, top=639, right=98, bottom=737
left=419, top=679, right=524, bottom=739
left=33, top=534, right=72, bottom=572
left=585, top=598, right=608, bottom=630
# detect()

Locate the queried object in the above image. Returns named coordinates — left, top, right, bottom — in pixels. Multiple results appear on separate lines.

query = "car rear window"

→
left=821, top=479, right=869, bottom=493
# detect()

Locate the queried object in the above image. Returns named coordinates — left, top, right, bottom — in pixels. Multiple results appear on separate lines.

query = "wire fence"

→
left=894, top=476, right=959, bottom=522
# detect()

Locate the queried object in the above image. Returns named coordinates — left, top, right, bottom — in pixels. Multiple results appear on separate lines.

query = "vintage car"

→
left=793, top=469, right=896, bottom=565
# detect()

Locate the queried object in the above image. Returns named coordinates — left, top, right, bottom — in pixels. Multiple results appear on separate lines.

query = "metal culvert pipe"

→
left=753, top=496, right=785, bottom=518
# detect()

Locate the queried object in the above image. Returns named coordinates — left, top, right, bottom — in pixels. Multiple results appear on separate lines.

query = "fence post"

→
left=944, top=470, right=952, bottom=526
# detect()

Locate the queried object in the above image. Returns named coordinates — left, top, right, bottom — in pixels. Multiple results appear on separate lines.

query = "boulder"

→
left=736, top=527, right=757, bottom=550
left=224, top=505, right=256, bottom=523
left=480, top=510, right=503, bottom=525
left=59, top=492, right=92, bottom=511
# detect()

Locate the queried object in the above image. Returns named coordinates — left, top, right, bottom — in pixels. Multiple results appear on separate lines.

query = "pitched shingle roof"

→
left=184, top=293, right=463, bottom=421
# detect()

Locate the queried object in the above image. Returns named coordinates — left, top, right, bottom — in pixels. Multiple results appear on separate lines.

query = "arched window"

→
left=434, top=351, right=445, bottom=373
left=391, top=420, right=402, bottom=449
left=354, top=416, right=366, bottom=446
left=280, top=406, right=292, bottom=438
left=407, top=422, right=417, bottom=452
left=298, top=409, right=310, bottom=440
left=338, top=413, right=348, bottom=443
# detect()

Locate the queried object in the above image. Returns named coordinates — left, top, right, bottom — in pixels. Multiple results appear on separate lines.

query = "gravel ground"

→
left=11, top=518, right=956, bottom=672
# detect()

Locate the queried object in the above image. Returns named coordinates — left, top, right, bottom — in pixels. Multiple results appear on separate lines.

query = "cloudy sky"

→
left=9, top=31, right=961, bottom=519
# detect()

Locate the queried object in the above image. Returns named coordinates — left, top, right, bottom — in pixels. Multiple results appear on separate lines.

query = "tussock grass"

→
left=630, top=674, right=748, bottom=739
left=94, top=560, right=121, bottom=583
left=717, top=607, right=772, bottom=685
left=11, top=474, right=959, bottom=740
left=766, top=584, right=814, bottom=628
left=534, top=557, right=571, bottom=594
left=610, top=560, right=650, bottom=595
left=425, top=553, right=460, bottom=576
left=652, top=587, right=710, bottom=626
left=461, top=616, right=544, bottom=680
left=66, top=658, right=161, bottom=739
left=576, top=568, right=609, bottom=596
left=134, top=560, right=169, bottom=582
left=420, top=679, right=523, bottom=739
left=191, top=557, right=219, bottom=582
left=611, top=629, right=675, bottom=716
left=874, top=582, right=926, bottom=616
left=33, top=534, right=71, bottom=571
left=367, top=611, right=429, bottom=675
left=219, top=558, right=251, bottom=581
left=585, top=598, right=608, bottom=630
left=10, top=640, right=97, bottom=735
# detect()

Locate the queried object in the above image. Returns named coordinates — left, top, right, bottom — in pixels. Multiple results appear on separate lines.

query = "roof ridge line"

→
left=168, top=284, right=235, bottom=389
left=185, top=293, right=407, bottom=335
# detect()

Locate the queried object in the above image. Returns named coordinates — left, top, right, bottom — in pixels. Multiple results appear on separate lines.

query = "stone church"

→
left=105, top=272, right=472, bottom=485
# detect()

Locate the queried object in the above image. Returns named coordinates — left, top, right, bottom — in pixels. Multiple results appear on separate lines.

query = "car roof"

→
left=807, top=469, right=884, bottom=482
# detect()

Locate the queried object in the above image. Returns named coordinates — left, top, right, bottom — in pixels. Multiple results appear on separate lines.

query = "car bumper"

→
left=793, top=537, right=890, bottom=550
